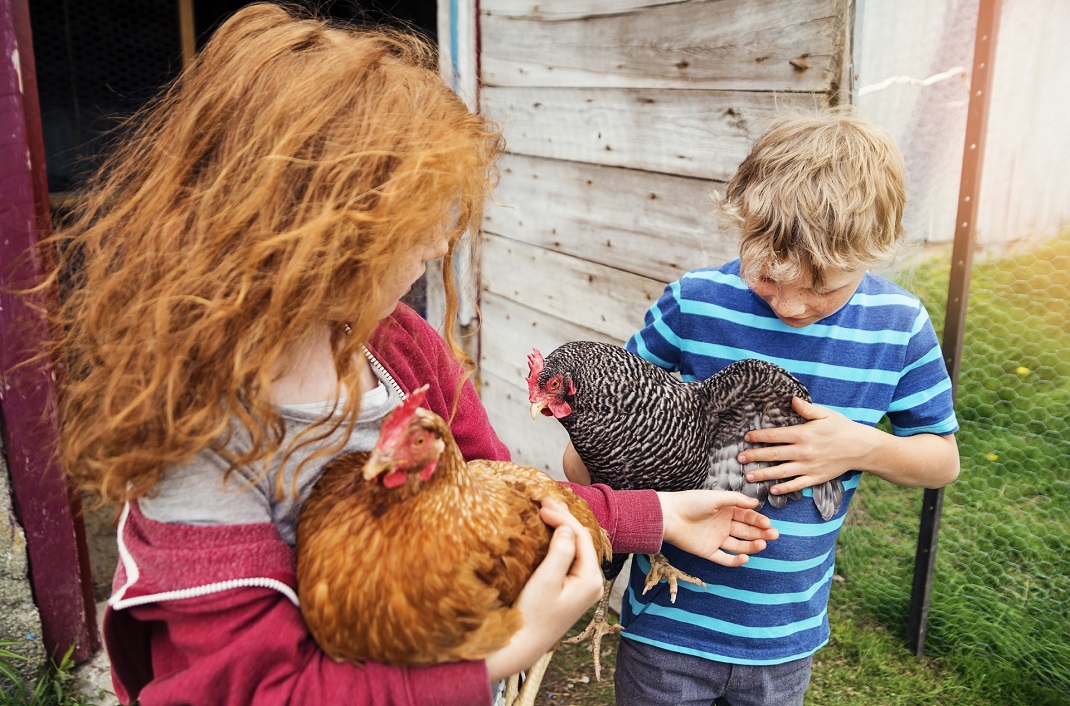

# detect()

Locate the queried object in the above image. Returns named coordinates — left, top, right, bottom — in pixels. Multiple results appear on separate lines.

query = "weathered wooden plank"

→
left=481, top=0, right=682, bottom=20
left=485, top=153, right=736, bottom=282
left=482, top=87, right=819, bottom=181
left=482, top=234, right=665, bottom=342
left=481, top=0, right=846, bottom=92
left=481, top=368, right=571, bottom=479
left=479, top=291, right=621, bottom=392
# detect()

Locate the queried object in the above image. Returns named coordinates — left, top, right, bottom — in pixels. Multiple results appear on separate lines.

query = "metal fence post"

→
left=905, top=0, right=1003, bottom=657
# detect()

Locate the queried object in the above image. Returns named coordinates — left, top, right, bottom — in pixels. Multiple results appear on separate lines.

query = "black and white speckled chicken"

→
left=526, top=341, right=844, bottom=660
left=527, top=341, right=843, bottom=518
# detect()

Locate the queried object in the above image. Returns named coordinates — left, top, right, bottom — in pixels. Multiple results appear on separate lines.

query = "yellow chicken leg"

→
left=562, top=579, right=623, bottom=681
left=504, top=649, right=555, bottom=706
left=643, top=553, right=706, bottom=603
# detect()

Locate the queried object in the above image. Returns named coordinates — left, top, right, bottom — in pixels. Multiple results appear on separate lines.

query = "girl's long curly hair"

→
left=43, top=3, right=503, bottom=506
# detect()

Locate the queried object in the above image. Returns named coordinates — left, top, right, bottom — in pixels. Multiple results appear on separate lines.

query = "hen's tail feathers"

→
left=812, top=478, right=846, bottom=521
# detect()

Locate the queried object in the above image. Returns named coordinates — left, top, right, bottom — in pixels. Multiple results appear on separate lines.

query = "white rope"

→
left=858, top=66, right=969, bottom=96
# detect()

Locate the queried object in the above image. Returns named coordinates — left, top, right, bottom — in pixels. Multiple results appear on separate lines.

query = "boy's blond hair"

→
left=42, top=3, right=503, bottom=506
left=719, top=111, right=906, bottom=288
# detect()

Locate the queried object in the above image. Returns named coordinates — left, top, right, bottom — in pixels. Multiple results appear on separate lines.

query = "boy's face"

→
left=747, top=265, right=865, bottom=328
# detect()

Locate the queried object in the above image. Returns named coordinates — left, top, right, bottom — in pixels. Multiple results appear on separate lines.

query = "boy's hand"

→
left=737, top=396, right=872, bottom=496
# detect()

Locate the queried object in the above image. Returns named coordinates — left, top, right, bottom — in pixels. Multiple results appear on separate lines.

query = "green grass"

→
left=0, top=643, right=95, bottom=706
left=543, top=233, right=1070, bottom=705
left=838, top=233, right=1070, bottom=705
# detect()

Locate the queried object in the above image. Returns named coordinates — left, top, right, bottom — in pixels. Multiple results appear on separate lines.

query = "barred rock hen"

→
left=527, top=341, right=844, bottom=661
left=296, top=385, right=611, bottom=706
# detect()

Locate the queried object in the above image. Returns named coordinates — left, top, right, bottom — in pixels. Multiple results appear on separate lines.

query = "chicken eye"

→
left=549, top=379, right=561, bottom=390
left=413, top=435, right=426, bottom=447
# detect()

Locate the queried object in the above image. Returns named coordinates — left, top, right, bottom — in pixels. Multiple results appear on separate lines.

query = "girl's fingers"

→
left=720, top=536, right=767, bottom=555
left=708, top=550, right=750, bottom=568
left=728, top=520, right=779, bottom=541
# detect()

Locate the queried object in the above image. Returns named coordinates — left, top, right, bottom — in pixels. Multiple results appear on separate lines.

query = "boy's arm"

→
left=737, top=396, right=960, bottom=493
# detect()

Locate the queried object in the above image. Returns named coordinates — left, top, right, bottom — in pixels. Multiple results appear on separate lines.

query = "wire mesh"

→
left=834, top=233, right=1070, bottom=706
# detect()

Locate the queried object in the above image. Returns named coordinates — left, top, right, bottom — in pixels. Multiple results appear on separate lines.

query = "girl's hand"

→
left=657, top=490, right=779, bottom=566
left=737, top=396, right=871, bottom=495
left=484, top=498, right=604, bottom=681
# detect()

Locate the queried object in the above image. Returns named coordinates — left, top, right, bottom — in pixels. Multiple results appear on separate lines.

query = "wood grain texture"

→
left=485, top=153, right=736, bottom=282
left=481, top=0, right=846, bottom=92
left=480, top=368, right=572, bottom=479
left=479, top=291, right=620, bottom=391
left=482, top=87, right=819, bottom=180
left=481, top=234, right=665, bottom=343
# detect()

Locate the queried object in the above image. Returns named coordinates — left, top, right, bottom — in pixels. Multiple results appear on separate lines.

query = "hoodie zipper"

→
left=362, top=346, right=406, bottom=400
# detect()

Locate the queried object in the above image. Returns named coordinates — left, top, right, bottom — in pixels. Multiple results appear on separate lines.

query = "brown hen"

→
left=296, top=385, right=611, bottom=704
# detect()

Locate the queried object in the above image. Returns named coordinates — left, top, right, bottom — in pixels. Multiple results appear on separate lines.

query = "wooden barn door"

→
left=472, top=0, right=854, bottom=476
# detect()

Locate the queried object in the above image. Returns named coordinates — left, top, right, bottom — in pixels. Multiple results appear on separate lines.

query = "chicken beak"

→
left=362, top=453, right=392, bottom=482
left=530, top=401, right=547, bottom=420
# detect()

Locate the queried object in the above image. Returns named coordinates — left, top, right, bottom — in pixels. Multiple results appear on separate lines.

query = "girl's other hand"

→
left=657, top=490, right=779, bottom=567
left=484, top=498, right=604, bottom=681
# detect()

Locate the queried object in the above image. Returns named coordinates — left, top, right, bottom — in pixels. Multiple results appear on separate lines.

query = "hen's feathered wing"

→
left=699, top=358, right=844, bottom=520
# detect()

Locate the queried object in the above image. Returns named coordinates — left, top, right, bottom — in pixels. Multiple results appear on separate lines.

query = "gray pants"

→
left=614, top=636, right=813, bottom=706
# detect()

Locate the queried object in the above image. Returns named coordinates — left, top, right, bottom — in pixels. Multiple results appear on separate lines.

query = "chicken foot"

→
left=642, top=552, right=706, bottom=603
left=504, top=649, right=555, bottom=706
left=562, top=579, right=622, bottom=681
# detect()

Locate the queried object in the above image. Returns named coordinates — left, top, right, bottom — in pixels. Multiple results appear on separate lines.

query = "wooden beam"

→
left=482, top=87, right=818, bottom=181
left=0, top=0, right=98, bottom=662
left=487, top=154, right=736, bottom=283
left=178, top=0, right=196, bottom=66
left=481, top=234, right=665, bottom=342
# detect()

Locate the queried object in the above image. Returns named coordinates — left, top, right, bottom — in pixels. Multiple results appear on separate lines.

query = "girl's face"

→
left=376, top=226, right=451, bottom=320
left=747, top=264, right=864, bottom=328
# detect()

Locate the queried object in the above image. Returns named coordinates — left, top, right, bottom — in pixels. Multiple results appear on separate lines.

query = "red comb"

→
left=526, top=349, right=545, bottom=400
left=381, top=384, right=430, bottom=438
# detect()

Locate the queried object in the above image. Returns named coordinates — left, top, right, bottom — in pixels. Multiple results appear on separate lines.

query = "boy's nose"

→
left=771, top=291, right=807, bottom=317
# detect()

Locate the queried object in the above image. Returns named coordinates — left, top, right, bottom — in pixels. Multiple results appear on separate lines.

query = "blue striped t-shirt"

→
left=621, top=259, right=958, bottom=665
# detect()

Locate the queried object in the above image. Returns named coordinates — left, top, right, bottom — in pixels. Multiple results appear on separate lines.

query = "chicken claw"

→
left=642, top=553, right=706, bottom=603
left=563, top=579, right=622, bottom=681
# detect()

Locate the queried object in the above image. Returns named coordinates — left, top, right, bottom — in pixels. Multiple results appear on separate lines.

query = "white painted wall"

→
left=854, top=0, right=1069, bottom=248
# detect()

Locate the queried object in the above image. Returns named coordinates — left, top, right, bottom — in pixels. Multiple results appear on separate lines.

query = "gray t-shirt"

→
left=140, top=373, right=401, bottom=547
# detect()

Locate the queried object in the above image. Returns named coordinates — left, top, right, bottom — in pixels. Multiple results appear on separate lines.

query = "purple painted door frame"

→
left=0, top=0, right=99, bottom=662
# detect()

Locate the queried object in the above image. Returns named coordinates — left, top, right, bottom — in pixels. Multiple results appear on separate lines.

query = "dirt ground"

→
left=80, top=497, right=119, bottom=602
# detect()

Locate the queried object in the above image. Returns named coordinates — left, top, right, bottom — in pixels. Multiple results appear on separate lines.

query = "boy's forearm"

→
left=859, top=428, right=959, bottom=488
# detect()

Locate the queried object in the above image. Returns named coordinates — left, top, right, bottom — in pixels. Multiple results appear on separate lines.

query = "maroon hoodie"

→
left=104, top=303, right=663, bottom=705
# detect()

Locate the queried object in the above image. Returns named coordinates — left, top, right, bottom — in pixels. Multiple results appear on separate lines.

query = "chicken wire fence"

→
left=832, top=233, right=1070, bottom=705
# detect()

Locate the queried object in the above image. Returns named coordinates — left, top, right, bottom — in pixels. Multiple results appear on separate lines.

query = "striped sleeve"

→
left=886, top=305, right=959, bottom=436
left=626, top=280, right=685, bottom=371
